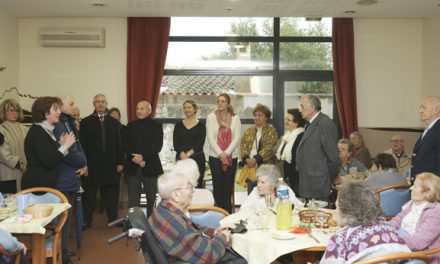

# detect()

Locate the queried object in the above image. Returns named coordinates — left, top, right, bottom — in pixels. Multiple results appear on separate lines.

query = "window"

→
left=157, top=17, right=333, bottom=162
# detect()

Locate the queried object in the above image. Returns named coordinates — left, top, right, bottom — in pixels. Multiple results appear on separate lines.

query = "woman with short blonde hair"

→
left=389, top=172, right=440, bottom=264
left=0, top=99, right=29, bottom=192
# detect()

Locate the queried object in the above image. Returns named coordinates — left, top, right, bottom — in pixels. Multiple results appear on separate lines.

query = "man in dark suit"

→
left=411, top=95, right=440, bottom=182
left=296, top=95, right=340, bottom=201
left=124, top=100, right=163, bottom=217
left=80, top=94, right=124, bottom=228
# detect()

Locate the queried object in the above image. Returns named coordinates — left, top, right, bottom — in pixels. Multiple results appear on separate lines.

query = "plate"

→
left=271, top=231, right=297, bottom=240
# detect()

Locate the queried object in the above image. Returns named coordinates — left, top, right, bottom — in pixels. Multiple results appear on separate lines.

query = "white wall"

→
left=0, top=6, right=19, bottom=100
left=354, top=18, right=423, bottom=128
left=18, top=18, right=127, bottom=123
left=422, top=15, right=440, bottom=98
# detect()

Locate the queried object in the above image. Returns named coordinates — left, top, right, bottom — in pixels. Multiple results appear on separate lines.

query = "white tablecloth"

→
left=0, top=203, right=71, bottom=234
left=221, top=210, right=338, bottom=264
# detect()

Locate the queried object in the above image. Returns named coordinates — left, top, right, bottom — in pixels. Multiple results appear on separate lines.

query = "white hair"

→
left=157, top=172, right=187, bottom=200
left=59, top=95, right=74, bottom=106
left=256, top=164, right=281, bottom=188
left=171, top=159, right=199, bottom=186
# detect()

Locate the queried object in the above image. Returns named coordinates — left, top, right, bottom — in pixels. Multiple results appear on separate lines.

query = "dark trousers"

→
left=60, top=191, right=75, bottom=254
left=83, top=184, right=119, bottom=224
left=0, top=180, right=16, bottom=194
left=209, top=157, right=237, bottom=214
left=127, top=168, right=157, bottom=217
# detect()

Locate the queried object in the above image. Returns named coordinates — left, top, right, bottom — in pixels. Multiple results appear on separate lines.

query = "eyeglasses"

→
left=6, top=109, right=19, bottom=113
left=175, top=182, right=194, bottom=192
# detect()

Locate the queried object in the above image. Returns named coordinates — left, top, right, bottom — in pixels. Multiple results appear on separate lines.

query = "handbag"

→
left=235, top=164, right=257, bottom=188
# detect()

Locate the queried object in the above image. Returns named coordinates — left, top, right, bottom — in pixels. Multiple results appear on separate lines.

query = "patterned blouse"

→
left=321, top=220, right=411, bottom=264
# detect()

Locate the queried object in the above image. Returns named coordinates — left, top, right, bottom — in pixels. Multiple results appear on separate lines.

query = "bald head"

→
left=136, top=100, right=151, bottom=119
left=419, top=96, right=440, bottom=125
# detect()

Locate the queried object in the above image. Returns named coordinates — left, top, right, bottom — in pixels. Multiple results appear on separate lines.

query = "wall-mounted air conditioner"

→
left=39, top=28, right=105, bottom=47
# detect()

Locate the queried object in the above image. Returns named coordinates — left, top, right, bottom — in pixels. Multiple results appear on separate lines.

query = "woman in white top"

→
left=206, top=93, right=241, bottom=213
left=240, top=164, right=303, bottom=212
left=0, top=99, right=29, bottom=193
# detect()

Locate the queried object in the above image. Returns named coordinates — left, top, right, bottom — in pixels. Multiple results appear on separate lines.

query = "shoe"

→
left=63, top=257, right=73, bottom=264
left=66, top=251, right=76, bottom=257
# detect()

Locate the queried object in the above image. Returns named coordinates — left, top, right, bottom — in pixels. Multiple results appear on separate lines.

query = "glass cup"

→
left=16, top=194, right=30, bottom=215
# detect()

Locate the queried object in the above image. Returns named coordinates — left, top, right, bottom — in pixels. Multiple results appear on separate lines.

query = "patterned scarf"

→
left=217, top=128, right=232, bottom=172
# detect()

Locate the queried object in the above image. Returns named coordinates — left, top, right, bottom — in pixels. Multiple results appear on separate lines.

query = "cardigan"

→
left=206, top=112, right=241, bottom=159
left=389, top=201, right=440, bottom=264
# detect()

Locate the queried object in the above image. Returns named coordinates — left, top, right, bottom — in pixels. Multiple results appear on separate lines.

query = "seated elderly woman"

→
left=240, top=164, right=303, bottom=212
left=357, top=153, right=408, bottom=191
left=389, top=172, right=440, bottom=264
left=321, top=182, right=410, bottom=263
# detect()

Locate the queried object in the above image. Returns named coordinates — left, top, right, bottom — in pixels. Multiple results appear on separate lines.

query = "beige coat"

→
left=0, top=121, right=29, bottom=191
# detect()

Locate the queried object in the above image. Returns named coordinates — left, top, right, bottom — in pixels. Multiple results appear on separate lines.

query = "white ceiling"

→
left=0, top=0, right=439, bottom=18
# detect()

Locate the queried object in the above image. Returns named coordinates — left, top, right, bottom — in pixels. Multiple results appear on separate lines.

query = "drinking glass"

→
left=316, top=214, right=328, bottom=232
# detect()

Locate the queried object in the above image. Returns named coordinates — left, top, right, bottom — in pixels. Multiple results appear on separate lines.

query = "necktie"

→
left=304, top=121, right=310, bottom=131
left=99, top=115, right=104, bottom=126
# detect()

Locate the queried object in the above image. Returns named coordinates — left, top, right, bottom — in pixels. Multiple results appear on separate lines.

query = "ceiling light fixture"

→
left=356, top=0, right=378, bottom=6
left=91, top=2, right=106, bottom=7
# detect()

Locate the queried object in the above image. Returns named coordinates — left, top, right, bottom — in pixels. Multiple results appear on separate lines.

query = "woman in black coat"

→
left=275, top=108, right=305, bottom=195
left=21, top=97, right=76, bottom=189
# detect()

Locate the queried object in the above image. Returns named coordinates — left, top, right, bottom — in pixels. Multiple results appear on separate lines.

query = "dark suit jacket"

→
left=124, top=117, right=163, bottom=177
left=411, top=118, right=440, bottom=180
left=21, top=125, right=65, bottom=189
left=80, top=113, right=123, bottom=186
left=296, top=113, right=340, bottom=199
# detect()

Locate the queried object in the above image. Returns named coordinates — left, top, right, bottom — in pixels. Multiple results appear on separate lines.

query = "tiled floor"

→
left=68, top=209, right=145, bottom=264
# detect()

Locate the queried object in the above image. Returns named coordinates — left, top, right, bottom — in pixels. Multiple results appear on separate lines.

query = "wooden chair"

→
left=417, top=246, right=440, bottom=262
left=375, top=183, right=411, bottom=220
left=0, top=246, right=21, bottom=264
left=188, top=205, right=229, bottom=228
left=17, top=187, right=69, bottom=264
left=354, top=252, right=430, bottom=264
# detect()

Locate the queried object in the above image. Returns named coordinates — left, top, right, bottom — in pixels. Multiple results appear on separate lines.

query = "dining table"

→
left=0, top=202, right=71, bottom=263
left=220, top=208, right=339, bottom=264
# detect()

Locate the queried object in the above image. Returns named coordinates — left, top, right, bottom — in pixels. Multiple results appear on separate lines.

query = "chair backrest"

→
left=188, top=205, right=229, bottom=228
left=17, top=187, right=69, bottom=232
left=127, top=207, right=169, bottom=264
left=354, top=252, right=430, bottom=264
left=375, top=184, right=411, bottom=219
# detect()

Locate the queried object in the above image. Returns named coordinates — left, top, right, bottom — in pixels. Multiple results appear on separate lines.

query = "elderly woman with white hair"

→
left=240, top=164, right=303, bottom=212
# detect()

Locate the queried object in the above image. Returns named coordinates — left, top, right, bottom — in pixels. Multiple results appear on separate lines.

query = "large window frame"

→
left=159, top=17, right=333, bottom=134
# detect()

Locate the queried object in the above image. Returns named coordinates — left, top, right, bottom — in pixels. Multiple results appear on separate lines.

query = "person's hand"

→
left=139, top=161, right=146, bottom=168
left=220, top=229, right=232, bottom=243
left=219, top=152, right=227, bottom=161
left=60, top=132, right=76, bottom=149
left=131, top=153, right=143, bottom=164
left=179, top=151, right=188, bottom=160
left=20, top=163, right=27, bottom=173
left=19, top=242, right=27, bottom=255
left=246, top=158, right=256, bottom=168
left=76, top=166, right=88, bottom=177
left=216, top=223, right=236, bottom=233
left=117, top=165, right=124, bottom=173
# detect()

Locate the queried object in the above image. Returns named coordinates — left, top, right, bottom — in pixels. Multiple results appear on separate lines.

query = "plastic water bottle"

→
left=276, top=178, right=292, bottom=230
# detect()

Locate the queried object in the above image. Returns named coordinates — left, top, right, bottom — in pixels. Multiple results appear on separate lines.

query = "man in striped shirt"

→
left=148, top=172, right=246, bottom=263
